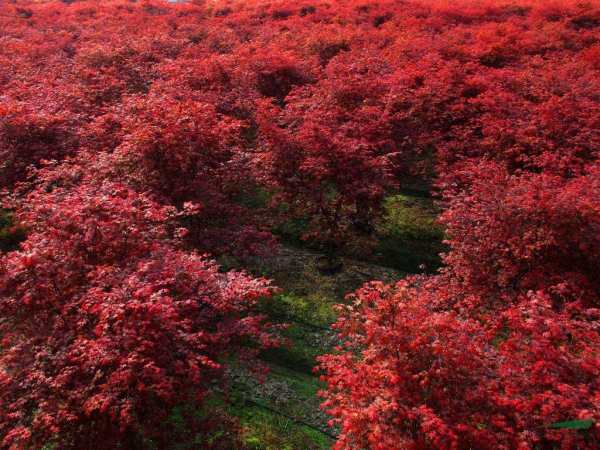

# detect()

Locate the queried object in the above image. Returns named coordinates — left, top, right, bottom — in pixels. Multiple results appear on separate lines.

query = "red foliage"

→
left=319, top=137, right=600, bottom=448
left=311, top=2, right=600, bottom=447
left=108, top=93, right=273, bottom=256
left=319, top=280, right=600, bottom=450
left=256, top=89, right=396, bottom=254
left=0, top=181, right=276, bottom=448
left=0, top=103, right=78, bottom=189
left=1, top=0, right=599, bottom=448
left=440, top=162, right=600, bottom=302
left=436, top=62, right=600, bottom=181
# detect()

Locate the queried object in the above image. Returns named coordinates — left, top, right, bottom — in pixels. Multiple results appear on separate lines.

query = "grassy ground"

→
left=227, top=191, right=442, bottom=448
left=226, top=247, right=404, bottom=449
left=375, top=193, right=446, bottom=273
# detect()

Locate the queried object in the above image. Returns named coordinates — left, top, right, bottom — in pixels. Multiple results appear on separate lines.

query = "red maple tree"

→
left=0, top=180, right=277, bottom=449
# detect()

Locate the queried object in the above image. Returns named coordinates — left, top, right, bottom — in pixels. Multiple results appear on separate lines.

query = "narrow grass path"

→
left=230, top=246, right=405, bottom=449
left=224, top=192, right=442, bottom=448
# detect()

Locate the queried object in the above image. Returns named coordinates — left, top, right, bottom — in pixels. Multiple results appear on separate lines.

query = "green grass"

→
left=261, top=322, right=334, bottom=374
left=258, top=291, right=339, bottom=373
left=233, top=206, right=423, bottom=448
left=379, top=194, right=442, bottom=241
left=375, top=193, right=446, bottom=273
left=260, top=292, right=337, bottom=327
left=233, top=404, right=332, bottom=450
left=228, top=281, right=340, bottom=448
left=266, top=364, right=323, bottom=399
left=226, top=359, right=333, bottom=450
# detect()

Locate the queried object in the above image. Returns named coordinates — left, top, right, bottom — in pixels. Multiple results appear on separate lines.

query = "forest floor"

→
left=231, top=246, right=404, bottom=449
left=227, top=192, right=443, bottom=449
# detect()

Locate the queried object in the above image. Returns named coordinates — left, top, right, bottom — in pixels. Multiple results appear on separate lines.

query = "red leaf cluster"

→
left=319, top=278, right=599, bottom=449
left=0, top=181, right=277, bottom=448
